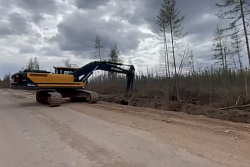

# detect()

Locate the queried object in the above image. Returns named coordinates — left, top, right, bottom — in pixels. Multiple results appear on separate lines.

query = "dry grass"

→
left=87, top=70, right=250, bottom=107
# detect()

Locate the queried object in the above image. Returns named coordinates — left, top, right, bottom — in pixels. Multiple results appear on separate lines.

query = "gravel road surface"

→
left=0, top=89, right=249, bottom=167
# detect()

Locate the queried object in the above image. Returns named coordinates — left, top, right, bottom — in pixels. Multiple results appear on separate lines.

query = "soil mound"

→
left=99, top=94, right=250, bottom=123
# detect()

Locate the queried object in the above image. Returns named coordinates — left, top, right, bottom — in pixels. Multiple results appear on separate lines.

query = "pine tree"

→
left=156, top=7, right=170, bottom=78
left=157, top=0, right=185, bottom=100
left=159, top=0, right=184, bottom=77
left=95, top=35, right=103, bottom=61
left=108, top=44, right=122, bottom=80
left=216, top=0, right=250, bottom=66
left=109, top=44, right=122, bottom=63
left=169, top=0, right=184, bottom=77
left=188, top=50, right=195, bottom=74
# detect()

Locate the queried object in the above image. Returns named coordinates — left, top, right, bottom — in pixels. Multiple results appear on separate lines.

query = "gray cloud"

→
left=15, top=0, right=57, bottom=14
left=114, top=0, right=161, bottom=30
left=0, top=12, right=32, bottom=36
left=9, top=12, right=32, bottom=35
left=32, top=14, right=45, bottom=23
left=54, top=10, right=147, bottom=57
left=40, top=46, right=65, bottom=57
left=1, top=0, right=57, bottom=23
left=75, top=0, right=110, bottom=9
left=0, top=21, right=11, bottom=36
left=114, top=0, right=225, bottom=35
left=19, top=46, right=36, bottom=54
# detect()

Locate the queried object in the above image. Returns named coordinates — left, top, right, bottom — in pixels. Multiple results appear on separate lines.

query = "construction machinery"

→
left=11, top=61, right=135, bottom=107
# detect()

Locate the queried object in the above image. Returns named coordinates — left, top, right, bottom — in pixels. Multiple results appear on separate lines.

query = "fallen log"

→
left=220, top=104, right=250, bottom=110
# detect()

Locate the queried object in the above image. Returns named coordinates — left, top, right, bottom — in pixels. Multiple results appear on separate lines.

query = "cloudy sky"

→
left=0, top=0, right=237, bottom=78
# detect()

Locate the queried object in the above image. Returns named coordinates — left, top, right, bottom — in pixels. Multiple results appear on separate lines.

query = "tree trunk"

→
left=224, top=47, right=228, bottom=71
left=240, top=0, right=250, bottom=66
left=218, top=33, right=225, bottom=70
left=232, top=56, right=237, bottom=70
left=169, top=18, right=179, bottom=100
left=169, top=20, right=177, bottom=77
left=238, top=51, right=243, bottom=71
left=163, top=27, right=170, bottom=79
left=99, top=47, right=101, bottom=61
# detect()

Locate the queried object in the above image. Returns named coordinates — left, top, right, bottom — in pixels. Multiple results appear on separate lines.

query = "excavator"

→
left=11, top=61, right=135, bottom=107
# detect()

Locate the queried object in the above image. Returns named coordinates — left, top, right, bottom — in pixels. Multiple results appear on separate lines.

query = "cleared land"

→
left=0, top=89, right=249, bottom=167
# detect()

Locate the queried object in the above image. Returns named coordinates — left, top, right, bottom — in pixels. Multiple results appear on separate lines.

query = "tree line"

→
left=153, top=0, right=250, bottom=101
left=89, top=0, right=250, bottom=105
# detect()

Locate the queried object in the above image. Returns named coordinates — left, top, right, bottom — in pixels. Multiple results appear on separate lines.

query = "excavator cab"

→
left=54, top=66, right=78, bottom=75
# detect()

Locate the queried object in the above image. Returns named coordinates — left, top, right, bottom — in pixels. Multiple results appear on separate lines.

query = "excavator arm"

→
left=73, top=61, right=135, bottom=95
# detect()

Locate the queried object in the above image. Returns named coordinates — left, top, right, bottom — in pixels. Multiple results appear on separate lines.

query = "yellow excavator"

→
left=11, top=61, right=135, bottom=107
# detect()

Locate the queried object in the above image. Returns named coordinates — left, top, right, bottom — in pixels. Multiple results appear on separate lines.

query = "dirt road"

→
left=0, top=89, right=249, bottom=167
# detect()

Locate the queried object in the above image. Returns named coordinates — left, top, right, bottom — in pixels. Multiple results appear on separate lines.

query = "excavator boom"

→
left=73, top=61, right=135, bottom=94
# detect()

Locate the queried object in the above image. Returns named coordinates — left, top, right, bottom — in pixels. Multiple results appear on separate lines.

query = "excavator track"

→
left=68, top=89, right=99, bottom=103
left=47, top=92, right=62, bottom=107
left=36, top=90, right=62, bottom=107
left=76, top=89, right=99, bottom=103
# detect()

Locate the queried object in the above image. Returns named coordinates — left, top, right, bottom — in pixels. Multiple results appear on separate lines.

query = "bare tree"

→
left=26, top=58, right=34, bottom=70
left=26, top=57, right=40, bottom=70
left=33, top=57, right=40, bottom=70
left=177, top=45, right=191, bottom=77
left=230, top=26, right=244, bottom=70
left=63, top=58, right=71, bottom=67
left=213, top=26, right=227, bottom=71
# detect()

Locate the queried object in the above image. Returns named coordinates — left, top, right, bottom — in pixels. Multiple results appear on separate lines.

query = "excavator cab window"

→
left=54, top=67, right=78, bottom=75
